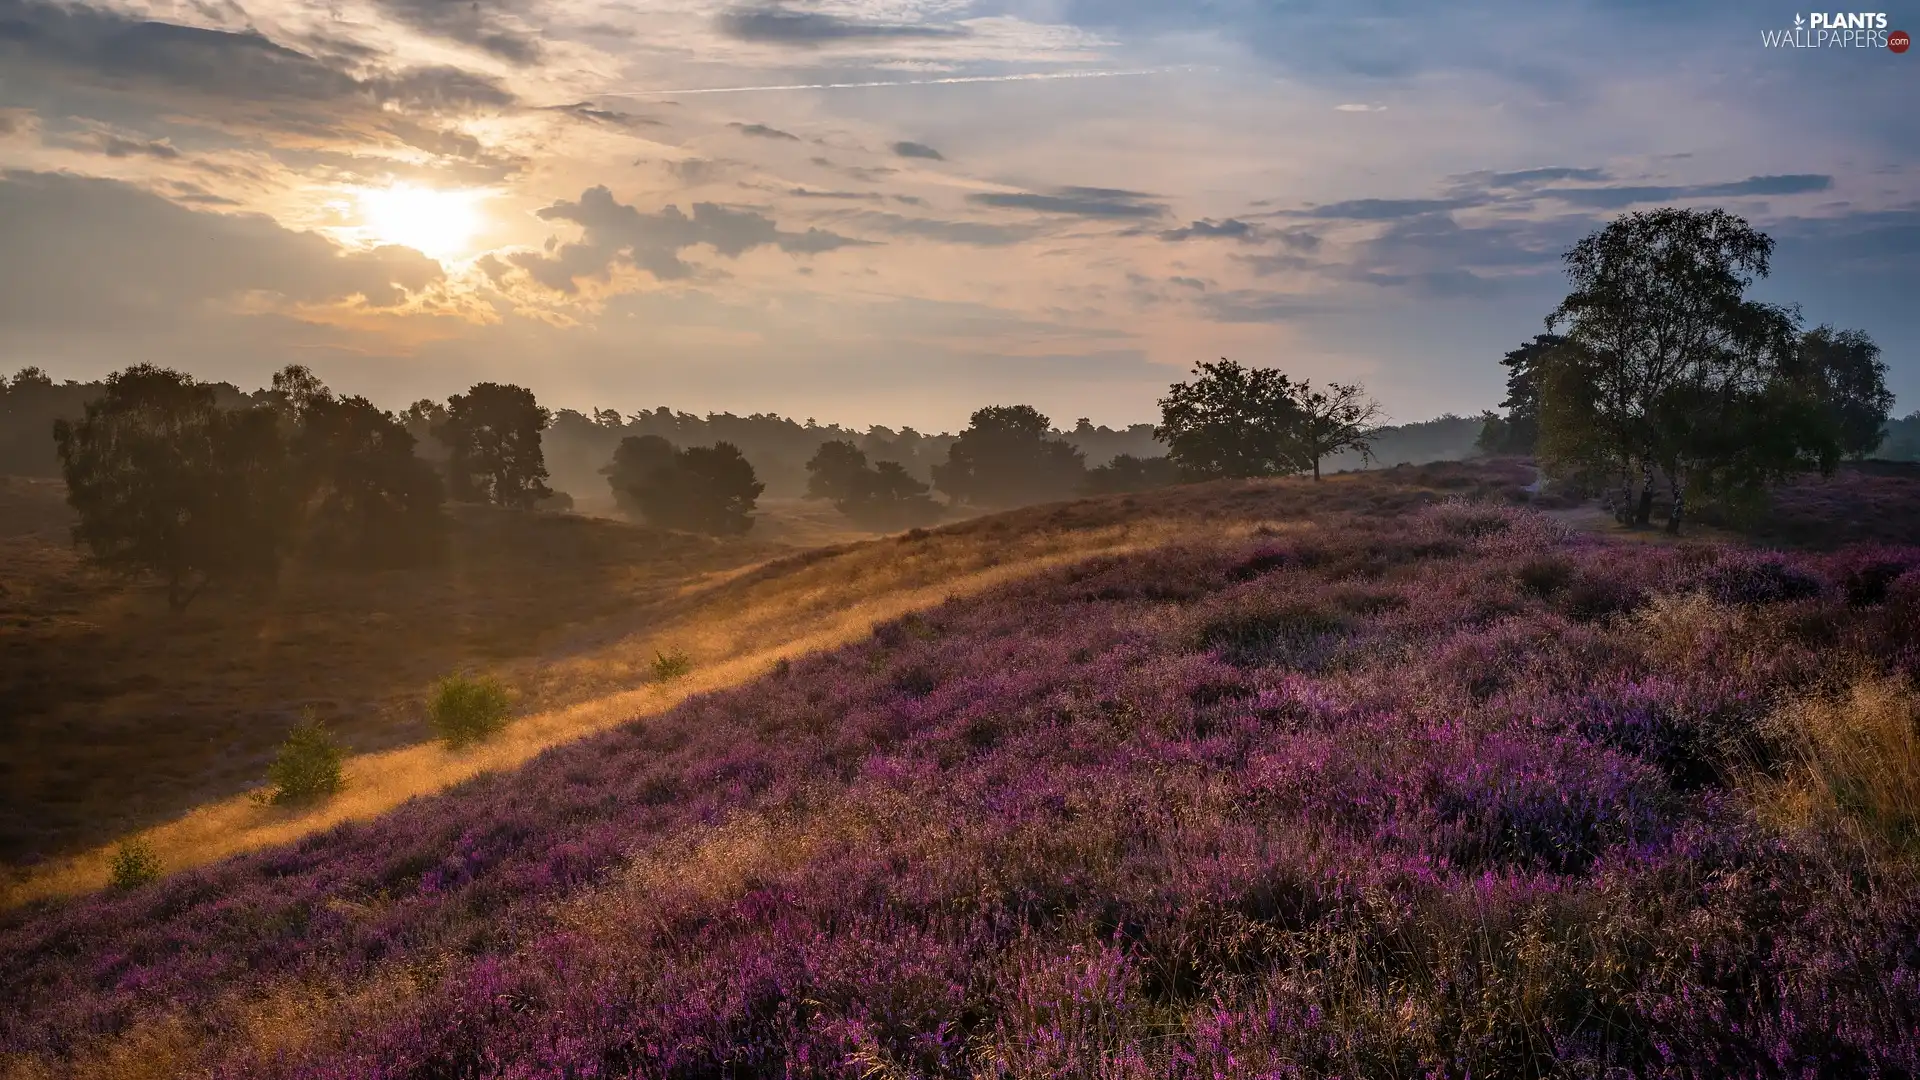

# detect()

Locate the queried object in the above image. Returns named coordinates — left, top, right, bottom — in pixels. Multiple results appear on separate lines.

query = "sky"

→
left=0, top=0, right=1914, bottom=431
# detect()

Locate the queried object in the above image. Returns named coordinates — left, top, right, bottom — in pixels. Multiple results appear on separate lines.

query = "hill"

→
left=4, top=461, right=1920, bottom=1076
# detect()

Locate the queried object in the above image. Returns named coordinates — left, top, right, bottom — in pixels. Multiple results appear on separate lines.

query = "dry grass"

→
left=1, top=464, right=1525, bottom=906
left=0, top=477, right=788, bottom=866
left=1762, top=676, right=1920, bottom=849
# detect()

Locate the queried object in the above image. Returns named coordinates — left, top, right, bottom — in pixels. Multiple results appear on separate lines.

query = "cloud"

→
left=366, top=0, right=544, bottom=65
left=788, top=187, right=883, bottom=201
left=892, top=141, right=944, bottom=160
left=715, top=5, right=970, bottom=45
left=1294, top=197, right=1482, bottom=221
left=1334, top=103, right=1386, bottom=112
left=1477, top=167, right=1610, bottom=189
left=730, top=122, right=799, bottom=140
left=969, top=186, right=1167, bottom=219
left=1159, top=218, right=1259, bottom=242
left=510, top=185, right=870, bottom=292
left=0, top=0, right=517, bottom=148
left=1534, top=174, right=1834, bottom=209
left=0, top=170, right=444, bottom=332
left=839, top=210, right=1037, bottom=246
left=1198, top=288, right=1328, bottom=323
left=75, top=132, right=181, bottom=160
left=542, top=103, right=664, bottom=129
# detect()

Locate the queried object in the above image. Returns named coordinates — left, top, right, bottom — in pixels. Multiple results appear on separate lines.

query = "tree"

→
left=932, top=405, right=1085, bottom=507
left=609, top=439, right=764, bottom=535
left=1287, top=379, right=1382, bottom=481
left=53, top=364, right=292, bottom=610
left=1083, top=453, right=1182, bottom=494
left=602, top=434, right=678, bottom=518
left=436, top=383, right=552, bottom=508
left=1796, top=326, right=1893, bottom=460
left=1539, top=208, right=1851, bottom=534
left=805, top=440, right=869, bottom=502
left=835, top=460, right=942, bottom=530
left=1155, top=359, right=1306, bottom=479
left=1476, top=334, right=1564, bottom=456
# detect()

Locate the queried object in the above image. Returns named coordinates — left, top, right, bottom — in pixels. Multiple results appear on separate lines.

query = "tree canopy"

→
left=437, top=383, right=553, bottom=509
left=606, top=437, right=764, bottom=535
left=53, top=365, right=292, bottom=610
left=1156, top=359, right=1381, bottom=481
left=1535, top=207, right=1892, bottom=533
left=931, top=406, right=1086, bottom=507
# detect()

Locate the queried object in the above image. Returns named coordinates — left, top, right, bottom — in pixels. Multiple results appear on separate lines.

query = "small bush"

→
left=651, top=648, right=693, bottom=682
left=1700, top=559, right=1823, bottom=606
left=1195, top=603, right=1345, bottom=666
left=428, top=674, right=513, bottom=749
left=265, top=715, right=346, bottom=804
left=108, top=838, right=161, bottom=890
left=1516, top=556, right=1576, bottom=598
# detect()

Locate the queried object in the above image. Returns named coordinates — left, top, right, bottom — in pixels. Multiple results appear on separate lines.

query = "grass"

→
left=5, top=492, right=1919, bottom=1076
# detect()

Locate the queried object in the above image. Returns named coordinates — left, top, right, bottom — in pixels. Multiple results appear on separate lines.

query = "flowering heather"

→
left=4, top=497, right=1920, bottom=1078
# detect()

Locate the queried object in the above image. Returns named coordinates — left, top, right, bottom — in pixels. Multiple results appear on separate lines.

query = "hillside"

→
left=4, top=462, right=1920, bottom=1076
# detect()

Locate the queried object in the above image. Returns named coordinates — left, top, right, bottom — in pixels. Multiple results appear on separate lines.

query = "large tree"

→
left=931, top=405, right=1085, bottom=507
left=1155, top=359, right=1305, bottom=479
left=1796, top=325, right=1894, bottom=461
left=53, top=365, right=291, bottom=610
left=804, top=440, right=869, bottom=502
left=1475, top=334, right=1565, bottom=456
left=835, top=460, right=942, bottom=530
left=270, top=366, right=444, bottom=566
left=608, top=438, right=764, bottom=535
left=1538, top=208, right=1882, bottom=533
left=436, top=383, right=553, bottom=508
left=1287, top=380, right=1383, bottom=481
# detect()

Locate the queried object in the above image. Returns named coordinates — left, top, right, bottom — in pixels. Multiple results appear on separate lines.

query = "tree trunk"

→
left=1633, top=460, right=1655, bottom=527
left=1665, top=471, right=1686, bottom=535
left=1312, top=456, right=1321, bottom=482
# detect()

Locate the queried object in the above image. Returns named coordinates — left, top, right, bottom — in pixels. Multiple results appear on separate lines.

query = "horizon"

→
left=2, top=1, right=1914, bottom=431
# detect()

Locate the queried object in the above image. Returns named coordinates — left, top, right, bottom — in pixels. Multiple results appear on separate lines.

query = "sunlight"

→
left=354, top=183, right=487, bottom=261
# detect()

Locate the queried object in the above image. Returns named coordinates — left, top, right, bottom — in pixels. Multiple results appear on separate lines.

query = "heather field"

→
left=7, top=492, right=1920, bottom=1077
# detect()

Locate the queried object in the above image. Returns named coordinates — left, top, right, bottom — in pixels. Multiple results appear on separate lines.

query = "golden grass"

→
left=2, top=513, right=1300, bottom=906
left=1760, top=675, right=1920, bottom=849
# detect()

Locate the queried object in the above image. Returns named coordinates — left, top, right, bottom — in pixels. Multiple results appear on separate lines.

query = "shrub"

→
left=428, top=674, right=513, bottom=749
left=107, top=838, right=161, bottom=890
left=1699, top=558, right=1823, bottom=606
left=651, top=649, right=693, bottom=682
left=1195, top=602, right=1345, bottom=666
left=265, top=715, right=346, bottom=804
left=1516, top=556, right=1576, bottom=597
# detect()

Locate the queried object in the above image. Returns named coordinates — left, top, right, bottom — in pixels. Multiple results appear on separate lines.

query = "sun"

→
left=355, top=184, right=487, bottom=261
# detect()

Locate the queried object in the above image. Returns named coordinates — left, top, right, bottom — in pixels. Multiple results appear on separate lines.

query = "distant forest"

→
left=0, top=368, right=1606, bottom=501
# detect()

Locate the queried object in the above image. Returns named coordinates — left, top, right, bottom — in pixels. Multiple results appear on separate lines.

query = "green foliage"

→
left=428, top=674, right=513, bottom=749
left=931, top=405, right=1086, bottom=507
left=1155, top=359, right=1381, bottom=481
left=108, top=838, right=161, bottom=890
left=651, top=648, right=693, bottom=682
left=610, top=439, right=765, bottom=535
left=53, top=365, right=294, bottom=611
left=275, top=366, right=445, bottom=567
left=437, top=382, right=553, bottom=508
left=1535, top=208, right=1884, bottom=534
left=834, top=460, right=942, bottom=530
left=804, top=440, right=869, bottom=502
left=265, top=714, right=346, bottom=805
left=1478, top=334, right=1563, bottom=456
left=1156, top=359, right=1304, bottom=479
left=1083, top=453, right=1183, bottom=495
